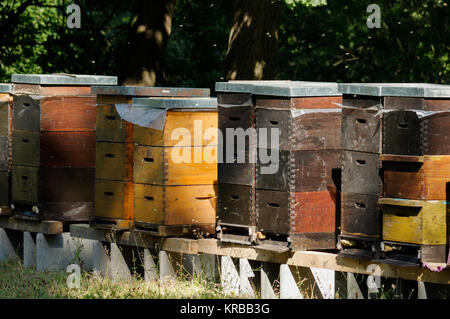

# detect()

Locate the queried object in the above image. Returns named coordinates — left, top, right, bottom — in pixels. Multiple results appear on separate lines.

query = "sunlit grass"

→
left=0, top=259, right=227, bottom=299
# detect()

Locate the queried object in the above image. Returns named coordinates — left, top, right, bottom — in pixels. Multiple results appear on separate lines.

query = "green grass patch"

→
left=0, top=259, right=227, bottom=299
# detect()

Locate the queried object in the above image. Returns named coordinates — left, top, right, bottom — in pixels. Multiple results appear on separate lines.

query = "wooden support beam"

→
left=69, top=231, right=450, bottom=286
left=0, top=216, right=62, bottom=235
left=198, top=239, right=450, bottom=285
left=70, top=224, right=198, bottom=254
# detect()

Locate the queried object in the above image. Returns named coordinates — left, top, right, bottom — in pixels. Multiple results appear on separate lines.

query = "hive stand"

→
left=68, top=224, right=450, bottom=298
left=0, top=216, right=93, bottom=270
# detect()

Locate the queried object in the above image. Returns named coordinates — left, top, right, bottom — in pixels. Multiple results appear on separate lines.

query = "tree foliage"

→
left=0, top=0, right=448, bottom=87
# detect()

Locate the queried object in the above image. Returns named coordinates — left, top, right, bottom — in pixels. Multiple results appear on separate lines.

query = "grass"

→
left=0, top=258, right=227, bottom=299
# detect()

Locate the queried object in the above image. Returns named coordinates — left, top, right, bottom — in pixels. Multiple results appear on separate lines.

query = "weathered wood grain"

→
left=255, top=189, right=290, bottom=235
left=217, top=183, right=254, bottom=227
left=383, top=96, right=424, bottom=110
left=0, top=171, right=10, bottom=206
left=342, top=95, right=382, bottom=109
left=12, top=84, right=92, bottom=96
left=420, top=112, right=450, bottom=155
left=94, top=180, right=134, bottom=221
left=96, top=104, right=134, bottom=143
left=256, top=108, right=341, bottom=151
left=423, top=98, right=450, bottom=111
left=134, top=184, right=217, bottom=226
left=133, top=145, right=217, bottom=185
left=0, top=216, right=62, bottom=234
left=382, top=110, right=421, bottom=155
left=95, top=142, right=133, bottom=181
left=12, top=166, right=94, bottom=204
left=380, top=198, right=448, bottom=245
left=256, top=149, right=341, bottom=192
left=341, top=192, right=381, bottom=239
left=341, top=150, right=382, bottom=196
left=134, top=110, right=217, bottom=147
left=383, top=155, right=450, bottom=200
left=255, top=96, right=341, bottom=109
left=341, top=107, right=380, bottom=153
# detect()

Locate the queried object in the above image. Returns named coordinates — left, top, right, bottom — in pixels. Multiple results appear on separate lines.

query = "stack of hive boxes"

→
left=215, top=81, right=342, bottom=249
left=338, top=83, right=450, bottom=263
left=215, top=81, right=259, bottom=244
left=92, top=86, right=211, bottom=230
left=131, top=97, right=218, bottom=236
left=0, top=84, right=13, bottom=215
left=11, top=74, right=117, bottom=221
left=377, top=84, right=450, bottom=265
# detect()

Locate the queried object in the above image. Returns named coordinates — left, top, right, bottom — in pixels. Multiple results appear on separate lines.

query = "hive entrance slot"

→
left=356, top=160, right=366, bottom=166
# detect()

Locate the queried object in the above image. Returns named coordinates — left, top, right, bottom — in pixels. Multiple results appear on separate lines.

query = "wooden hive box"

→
left=340, top=83, right=450, bottom=155
left=216, top=81, right=342, bottom=248
left=338, top=83, right=450, bottom=257
left=93, top=86, right=211, bottom=144
left=92, top=86, right=210, bottom=229
left=129, top=97, right=218, bottom=235
left=0, top=84, right=13, bottom=214
left=382, top=155, right=450, bottom=200
left=11, top=74, right=117, bottom=221
left=215, top=81, right=291, bottom=239
left=379, top=197, right=449, bottom=263
left=420, top=111, right=450, bottom=155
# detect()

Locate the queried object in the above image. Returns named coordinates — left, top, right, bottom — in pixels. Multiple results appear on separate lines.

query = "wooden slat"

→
left=197, top=239, right=450, bottom=285
left=381, top=154, right=424, bottom=163
left=0, top=216, right=62, bottom=234
left=69, top=223, right=198, bottom=254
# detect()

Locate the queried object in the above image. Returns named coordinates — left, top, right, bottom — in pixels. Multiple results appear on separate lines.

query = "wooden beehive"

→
left=11, top=74, right=117, bottom=221
left=92, top=86, right=210, bottom=229
left=0, top=84, right=13, bottom=214
left=382, top=155, right=450, bottom=200
left=420, top=111, right=450, bottom=155
left=216, top=81, right=342, bottom=248
left=339, top=83, right=450, bottom=259
left=130, top=97, right=218, bottom=235
left=379, top=198, right=449, bottom=264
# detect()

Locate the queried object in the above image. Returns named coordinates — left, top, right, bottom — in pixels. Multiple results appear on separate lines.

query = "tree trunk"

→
left=225, top=0, right=282, bottom=81
left=120, top=0, right=175, bottom=86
